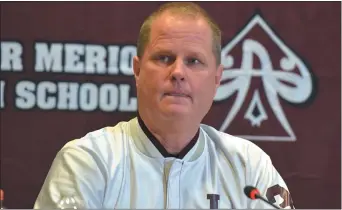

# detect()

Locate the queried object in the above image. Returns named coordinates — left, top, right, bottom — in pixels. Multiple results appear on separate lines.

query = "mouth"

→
left=165, top=93, right=188, bottom=97
left=164, top=92, right=191, bottom=99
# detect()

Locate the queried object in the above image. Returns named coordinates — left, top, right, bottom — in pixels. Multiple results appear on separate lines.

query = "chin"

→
left=161, top=105, right=190, bottom=117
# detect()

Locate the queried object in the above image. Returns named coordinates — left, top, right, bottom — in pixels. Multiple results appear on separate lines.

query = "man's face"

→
left=134, top=13, right=223, bottom=122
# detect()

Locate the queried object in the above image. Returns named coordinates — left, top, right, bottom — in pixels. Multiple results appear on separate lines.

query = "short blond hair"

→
left=137, top=2, right=222, bottom=66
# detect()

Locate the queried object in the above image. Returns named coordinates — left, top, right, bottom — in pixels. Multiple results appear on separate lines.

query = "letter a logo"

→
left=215, top=13, right=316, bottom=141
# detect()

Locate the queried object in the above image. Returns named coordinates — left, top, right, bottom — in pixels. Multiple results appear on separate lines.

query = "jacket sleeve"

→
left=34, top=143, right=107, bottom=209
left=246, top=144, right=295, bottom=209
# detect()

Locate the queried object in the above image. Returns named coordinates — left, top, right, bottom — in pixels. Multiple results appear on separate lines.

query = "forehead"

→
left=148, top=12, right=213, bottom=51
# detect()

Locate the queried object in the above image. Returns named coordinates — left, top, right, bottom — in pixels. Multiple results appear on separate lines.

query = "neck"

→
left=137, top=112, right=200, bottom=156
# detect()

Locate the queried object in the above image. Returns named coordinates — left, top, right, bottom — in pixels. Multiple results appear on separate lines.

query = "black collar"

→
left=137, top=114, right=200, bottom=159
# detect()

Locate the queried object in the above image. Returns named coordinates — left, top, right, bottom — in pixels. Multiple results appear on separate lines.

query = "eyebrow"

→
left=150, top=48, right=206, bottom=57
left=149, top=47, right=175, bottom=55
left=187, top=51, right=205, bottom=59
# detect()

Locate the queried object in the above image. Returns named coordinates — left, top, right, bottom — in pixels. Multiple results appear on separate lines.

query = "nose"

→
left=170, top=58, right=186, bottom=82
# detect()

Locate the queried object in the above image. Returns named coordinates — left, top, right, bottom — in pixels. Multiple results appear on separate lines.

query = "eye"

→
left=155, top=55, right=174, bottom=64
left=159, top=55, right=170, bottom=63
left=186, top=57, right=202, bottom=65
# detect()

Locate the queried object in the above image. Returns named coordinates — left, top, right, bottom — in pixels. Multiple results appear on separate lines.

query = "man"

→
left=34, top=2, right=294, bottom=209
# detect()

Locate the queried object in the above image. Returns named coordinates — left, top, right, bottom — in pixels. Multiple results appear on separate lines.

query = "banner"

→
left=0, top=2, right=341, bottom=208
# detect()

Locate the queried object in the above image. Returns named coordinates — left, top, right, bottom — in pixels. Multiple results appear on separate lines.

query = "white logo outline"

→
left=215, top=13, right=313, bottom=142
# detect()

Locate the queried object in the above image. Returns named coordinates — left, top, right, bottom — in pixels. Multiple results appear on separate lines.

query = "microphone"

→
left=244, top=186, right=280, bottom=209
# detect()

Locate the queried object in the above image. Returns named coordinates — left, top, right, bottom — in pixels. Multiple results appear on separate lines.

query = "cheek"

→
left=139, top=67, right=163, bottom=93
left=194, top=74, right=217, bottom=95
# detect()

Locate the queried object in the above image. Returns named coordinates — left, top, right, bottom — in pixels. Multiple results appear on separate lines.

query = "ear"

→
left=133, top=56, right=141, bottom=87
left=215, top=64, right=223, bottom=89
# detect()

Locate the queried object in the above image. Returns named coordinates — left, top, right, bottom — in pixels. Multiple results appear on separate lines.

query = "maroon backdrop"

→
left=0, top=2, right=341, bottom=209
